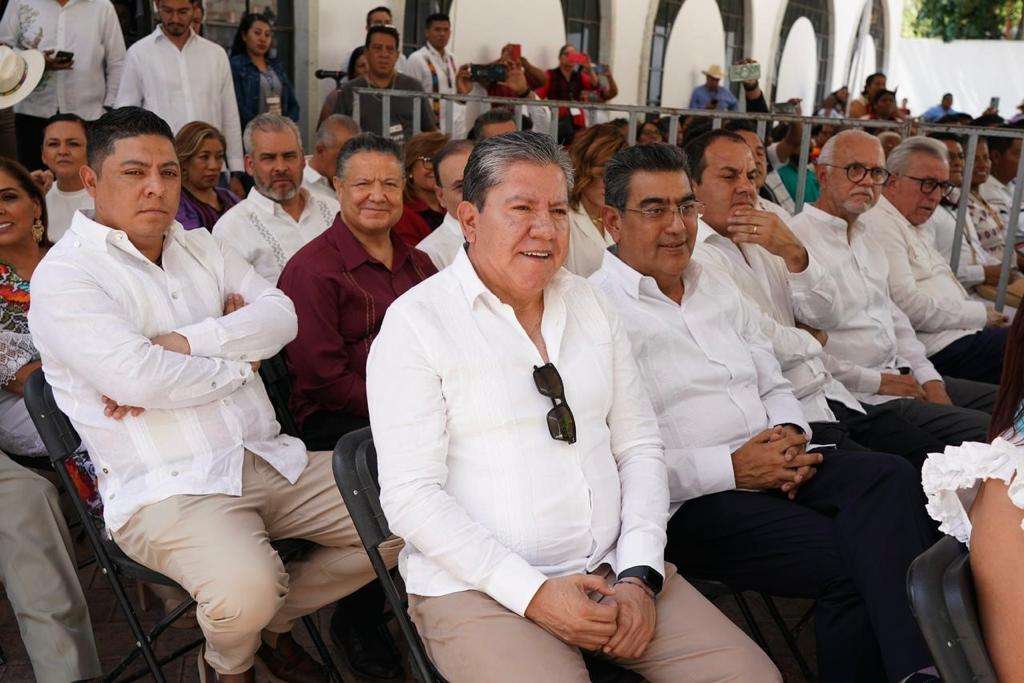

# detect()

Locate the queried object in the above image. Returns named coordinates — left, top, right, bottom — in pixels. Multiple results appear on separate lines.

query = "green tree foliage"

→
left=905, top=0, right=1024, bottom=40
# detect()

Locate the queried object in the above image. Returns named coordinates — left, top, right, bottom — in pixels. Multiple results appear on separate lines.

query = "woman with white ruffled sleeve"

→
left=922, top=311, right=1024, bottom=681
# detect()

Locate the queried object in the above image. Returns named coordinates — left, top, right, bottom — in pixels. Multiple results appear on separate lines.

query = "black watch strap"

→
left=616, top=565, right=664, bottom=595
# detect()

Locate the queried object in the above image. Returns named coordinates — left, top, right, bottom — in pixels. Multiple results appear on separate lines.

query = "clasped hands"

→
left=525, top=573, right=656, bottom=660
left=732, top=424, right=819, bottom=500
left=101, top=293, right=255, bottom=420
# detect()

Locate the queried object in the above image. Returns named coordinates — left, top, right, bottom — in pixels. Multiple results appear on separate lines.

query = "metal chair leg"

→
left=301, top=614, right=343, bottom=683
left=760, top=593, right=816, bottom=682
left=0, top=641, right=6, bottom=665
left=732, top=590, right=775, bottom=661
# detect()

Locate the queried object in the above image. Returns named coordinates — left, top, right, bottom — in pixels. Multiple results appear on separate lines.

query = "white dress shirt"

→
left=45, top=184, right=93, bottom=242
left=367, top=248, right=668, bottom=617
left=301, top=158, right=337, bottom=207
left=924, top=201, right=1000, bottom=288
left=980, top=175, right=1023, bottom=233
left=694, top=219, right=861, bottom=424
left=863, top=195, right=986, bottom=356
left=0, top=0, right=125, bottom=120
left=27, top=211, right=305, bottom=532
left=212, top=187, right=338, bottom=284
left=415, top=211, right=463, bottom=270
left=404, top=43, right=463, bottom=136
left=790, top=204, right=943, bottom=405
left=591, top=252, right=808, bottom=505
left=564, top=207, right=615, bottom=277
left=115, top=27, right=243, bottom=171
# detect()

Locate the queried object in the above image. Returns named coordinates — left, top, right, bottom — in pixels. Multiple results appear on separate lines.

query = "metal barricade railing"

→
left=351, top=87, right=1024, bottom=310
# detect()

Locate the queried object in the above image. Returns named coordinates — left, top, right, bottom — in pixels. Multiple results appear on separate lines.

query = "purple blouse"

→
left=176, top=186, right=241, bottom=231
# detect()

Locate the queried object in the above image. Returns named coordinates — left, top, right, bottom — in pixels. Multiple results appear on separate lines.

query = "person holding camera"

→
left=0, top=0, right=126, bottom=171
left=537, top=44, right=617, bottom=145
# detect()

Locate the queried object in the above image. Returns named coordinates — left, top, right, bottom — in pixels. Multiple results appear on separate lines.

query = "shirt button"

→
left=102, top=467, right=109, bottom=474
left=74, top=240, right=81, bottom=247
left=109, top=493, right=116, bottom=500
left=171, top=470, right=178, bottom=476
left=171, top=292, right=179, bottom=300
left=210, top=381, right=217, bottom=387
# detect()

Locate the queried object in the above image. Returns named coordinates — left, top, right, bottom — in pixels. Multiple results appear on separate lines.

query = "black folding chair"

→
left=23, top=369, right=341, bottom=683
left=907, top=536, right=997, bottom=681
left=259, top=350, right=300, bottom=438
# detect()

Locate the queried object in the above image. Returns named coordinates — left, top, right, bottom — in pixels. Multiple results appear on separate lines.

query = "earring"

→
left=31, top=219, right=44, bottom=243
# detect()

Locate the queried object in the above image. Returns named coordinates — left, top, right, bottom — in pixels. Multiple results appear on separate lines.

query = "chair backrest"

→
left=23, top=368, right=82, bottom=465
left=907, top=536, right=997, bottom=682
left=332, top=426, right=439, bottom=682
left=945, top=550, right=998, bottom=680
left=259, top=351, right=300, bottom=438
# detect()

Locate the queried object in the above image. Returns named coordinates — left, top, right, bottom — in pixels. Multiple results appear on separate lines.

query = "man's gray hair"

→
left=462, top=131, right=574, bottom=210
left=243, top=113, right=302, bottom=154
left=886, top=135, right=949, bottom=175
left=335, top=132, right=402, bottom=179
left=317, top=114, right=360, bottom=147
left=818, top=128, right=880, bottom=166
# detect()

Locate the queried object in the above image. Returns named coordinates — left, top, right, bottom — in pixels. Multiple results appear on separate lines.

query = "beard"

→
left=254, top=176, right=298, bottom=203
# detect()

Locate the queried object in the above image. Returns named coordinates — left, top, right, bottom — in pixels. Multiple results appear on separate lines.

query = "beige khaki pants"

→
left=0, top=453, right=101, bottom=683
left=409, top=563, right=781, bottom=683
left=113, top=450, right=401, bottom=675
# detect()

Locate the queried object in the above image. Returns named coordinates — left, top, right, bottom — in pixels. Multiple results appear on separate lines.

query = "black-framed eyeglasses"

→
left=898, top=174, right=956, bottom=198
left=819, top=162, right=890, bottom=185
left=533, top=363, right=577, bottom=444
left=622, top=201, right=705, bottom=223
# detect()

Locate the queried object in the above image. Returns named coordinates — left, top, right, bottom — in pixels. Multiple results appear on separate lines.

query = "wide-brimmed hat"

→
left=702, top=64, right=725, bottom=80
left=0, top=47, right=44, bottom=109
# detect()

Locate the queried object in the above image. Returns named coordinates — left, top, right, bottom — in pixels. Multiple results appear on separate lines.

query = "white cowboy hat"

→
left=702, top=64, right=725, bottom=80
left=0, top=47, right=44, bottom=109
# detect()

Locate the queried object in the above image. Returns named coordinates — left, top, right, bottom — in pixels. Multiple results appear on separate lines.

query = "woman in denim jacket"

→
left=229, top=13, right=300, bottom=132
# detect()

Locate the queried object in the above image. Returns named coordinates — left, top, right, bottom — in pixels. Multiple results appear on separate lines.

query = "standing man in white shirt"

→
left=368, top=131, right=779, bottom=683
left=592, top=142, right=939, bottom=683
left=864, top=136, right=1008, bottom=385
left=0, top=0, right=126, bottom=171
left=790, top=129, right=994, bottom=449
left=416, top=137, right=471, bottom=269
left=40, top=112, right=93, bottom=241
left=404, top=12, right=460, bottom=134
left=684, top=129, right=950, bottom=468
left=302, top=114, right=359, bottom=206
left=115, top=0, right=245, bottom=196
left=214, top=114, right=338, bottom=283
left=28, top=107, right=400, bottom=683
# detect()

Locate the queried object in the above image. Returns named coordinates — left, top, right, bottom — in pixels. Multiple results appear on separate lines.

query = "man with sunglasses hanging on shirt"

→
left=861, top=136, right=1008, bottom=386
left=366, top=131, right=779, bottom=682
left=789, top=129, right=994, bottom=450
left=590, top=142, right=939, bottom=683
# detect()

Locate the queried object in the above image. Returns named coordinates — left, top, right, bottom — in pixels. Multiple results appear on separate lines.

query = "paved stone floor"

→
left=1, top=538, right=818, bottom=682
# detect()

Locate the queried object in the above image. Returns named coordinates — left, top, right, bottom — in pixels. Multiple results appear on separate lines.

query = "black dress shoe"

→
left=330, top=614, right=404, bottom=680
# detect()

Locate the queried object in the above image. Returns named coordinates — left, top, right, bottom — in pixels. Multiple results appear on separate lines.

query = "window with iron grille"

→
left=403, top=0, right=454, bottom=58
left=646, top=0, right=746, bottom=107
left=562, top=0, right=601, bottom=62
left=773, top=0, right=832, bottom=108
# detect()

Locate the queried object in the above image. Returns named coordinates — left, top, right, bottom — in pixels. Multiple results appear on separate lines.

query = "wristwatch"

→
left=616, top=565, right=663, bottom=596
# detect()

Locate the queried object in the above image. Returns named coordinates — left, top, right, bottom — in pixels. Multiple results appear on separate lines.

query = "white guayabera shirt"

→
left=28, top=211, right=306, bottom=532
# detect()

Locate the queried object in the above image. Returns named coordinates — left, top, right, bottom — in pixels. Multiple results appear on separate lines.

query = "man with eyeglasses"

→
left=684, top=129, right=950, bottom=470
left=591, top=142, right=938, bottom=683
left=367, top=131, right=779, bottom=682
left=861, top=136, right=1008, bottom=386
left=327, top=25, right=436, bottom=143
left=790, top=129, right=993, bottom=451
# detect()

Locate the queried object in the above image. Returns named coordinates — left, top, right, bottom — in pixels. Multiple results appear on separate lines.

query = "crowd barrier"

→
left=351, top=87, right=1024, bottom=311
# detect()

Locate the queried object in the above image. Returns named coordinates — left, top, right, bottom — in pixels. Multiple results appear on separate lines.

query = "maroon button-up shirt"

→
left=278, top=215, right=437, bottom=426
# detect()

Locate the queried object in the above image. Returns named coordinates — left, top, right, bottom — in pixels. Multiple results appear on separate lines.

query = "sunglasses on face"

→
left=533, top=363, right=577, bottom=444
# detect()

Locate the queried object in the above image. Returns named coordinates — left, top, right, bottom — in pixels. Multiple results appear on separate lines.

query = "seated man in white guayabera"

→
left=213, top=113, right=338, bottom=283
left=790, top=129, right=995, bottom=452
left=416, top=138, right=473, bottom=270
left=367, top=131, right=779, bottom=683
left=28, top=107, right=397, bottom=683
left=922, top=310, right=1024, bottom=682
left=862, top=136, right=1008, bottom=386
left=592, top=142, right=938, bottom=683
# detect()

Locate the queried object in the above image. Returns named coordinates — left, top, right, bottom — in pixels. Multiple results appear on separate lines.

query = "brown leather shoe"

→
left=256, top=631, right=329, bottom=683
left=197, top=648, right=255, bottom=682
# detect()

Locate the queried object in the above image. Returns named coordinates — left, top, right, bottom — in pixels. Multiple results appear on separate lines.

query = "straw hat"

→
left=702, top=64, right=725, bottom=80
left=0, top=47, right=44, bottom=108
